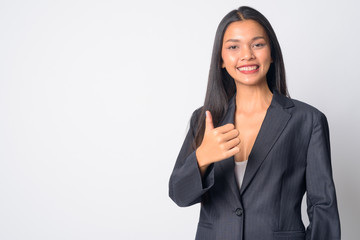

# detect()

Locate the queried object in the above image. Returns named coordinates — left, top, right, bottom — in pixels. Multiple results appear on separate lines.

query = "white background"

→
left=0, top=0, right=359, bottom=239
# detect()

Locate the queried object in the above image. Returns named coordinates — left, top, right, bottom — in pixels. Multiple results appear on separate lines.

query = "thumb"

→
left=205, top=110, right=214, bottom=131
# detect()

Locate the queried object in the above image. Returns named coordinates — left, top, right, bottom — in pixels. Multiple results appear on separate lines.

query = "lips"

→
left=237, top=65, right=259, bottom=74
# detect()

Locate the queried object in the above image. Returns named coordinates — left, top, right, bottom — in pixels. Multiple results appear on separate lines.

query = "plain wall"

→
left=0, top=0, right=359, bottom=239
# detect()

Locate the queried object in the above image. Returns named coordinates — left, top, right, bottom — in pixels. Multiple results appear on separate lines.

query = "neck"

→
left=234, top=81, right=273, bottom=113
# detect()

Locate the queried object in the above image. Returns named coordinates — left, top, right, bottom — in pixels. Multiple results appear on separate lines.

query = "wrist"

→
left=196, top=148, right=209, bottom=168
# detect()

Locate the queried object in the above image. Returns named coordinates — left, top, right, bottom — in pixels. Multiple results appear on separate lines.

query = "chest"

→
left=234, top=111, right=267, bottom=162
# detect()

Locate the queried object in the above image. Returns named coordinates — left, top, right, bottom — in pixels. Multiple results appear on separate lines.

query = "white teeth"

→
left=238, top=66, right=258, bottom=71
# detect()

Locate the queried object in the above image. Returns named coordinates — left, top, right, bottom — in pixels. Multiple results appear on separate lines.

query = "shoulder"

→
left=288, top=97, right=328, bottom=126
left=291, top=97, right=323, bottom=113
left=192, top=106, right=203, bottom=117
left=273, top=90, right=328, bottom=123
left=190, top=106, right=204, bottom=128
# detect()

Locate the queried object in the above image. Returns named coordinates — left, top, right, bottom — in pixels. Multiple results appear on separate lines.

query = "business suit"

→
left=169, top=90, right=341, bottom=240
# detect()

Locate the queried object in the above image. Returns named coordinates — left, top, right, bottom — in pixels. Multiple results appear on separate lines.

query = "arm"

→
left=168, top=108, right=215, bottom=207
left=305, top=113, right=341, bottom=239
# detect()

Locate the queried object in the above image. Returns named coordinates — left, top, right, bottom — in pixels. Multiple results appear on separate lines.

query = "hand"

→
left=196, top=110, right=240, bottom=170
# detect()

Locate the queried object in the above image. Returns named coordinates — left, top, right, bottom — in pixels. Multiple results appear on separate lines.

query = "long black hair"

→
left=194, top=6, right=289, bottom=148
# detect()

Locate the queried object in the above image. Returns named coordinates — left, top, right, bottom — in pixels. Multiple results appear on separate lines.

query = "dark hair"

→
left=193, top=6, right=289, bottom=148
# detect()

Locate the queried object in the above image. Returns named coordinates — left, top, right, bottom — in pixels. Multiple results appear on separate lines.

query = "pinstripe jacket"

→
left=169, top=90, right=340, bottom=240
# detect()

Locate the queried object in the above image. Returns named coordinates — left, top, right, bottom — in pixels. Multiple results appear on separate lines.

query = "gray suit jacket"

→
left=169, top=90, right=341, bottom=240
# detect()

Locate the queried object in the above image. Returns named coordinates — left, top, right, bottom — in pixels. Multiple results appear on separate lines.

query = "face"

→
left=221, top=20, right=272, bottom=87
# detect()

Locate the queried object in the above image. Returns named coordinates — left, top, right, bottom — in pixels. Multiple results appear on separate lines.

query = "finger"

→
left=222, top=146, right=240, bottom=159
left=216, top=123, right=236, bottom=134
left=205, top=110, right=214, bottom=131
left=224, top=137, right=241, bottom=150
left=222, top=129, right=240, bottom=141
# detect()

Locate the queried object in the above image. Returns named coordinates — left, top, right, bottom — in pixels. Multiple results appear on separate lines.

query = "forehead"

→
left=223, top=20, right=268, bottom=42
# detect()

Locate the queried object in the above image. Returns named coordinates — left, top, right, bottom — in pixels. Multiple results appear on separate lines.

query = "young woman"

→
left=169, top=6, right=341, bottom=240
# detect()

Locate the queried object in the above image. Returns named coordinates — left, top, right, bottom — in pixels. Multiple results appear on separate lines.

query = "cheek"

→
left=221, top=51, right=227, bottom=62
left=260, top=51, right=272, bottom=66
left=221, top=51, right=225, bottom=67
left=222, top=52, right=236, bottom=65
left=265, top=49, right=272, bottom=63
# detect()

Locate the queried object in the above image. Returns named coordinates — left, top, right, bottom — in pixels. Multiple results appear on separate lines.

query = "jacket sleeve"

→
left=168, top=108, right=215, bottom=207
left=305, top=112, right=341, bottom=240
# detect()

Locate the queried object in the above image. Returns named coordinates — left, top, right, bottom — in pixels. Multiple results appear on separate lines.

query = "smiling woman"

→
left=221, top=20, right=273, bottom=88
left=168, top=6, right=341, bottom=240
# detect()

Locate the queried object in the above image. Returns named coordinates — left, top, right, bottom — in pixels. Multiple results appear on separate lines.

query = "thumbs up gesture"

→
left=196, top=110, right=240, bottom=171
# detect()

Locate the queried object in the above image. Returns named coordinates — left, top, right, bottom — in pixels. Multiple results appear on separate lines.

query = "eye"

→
left=227, top=45, right=238, bottom=50
left=253, top=43, right=266, bottom=48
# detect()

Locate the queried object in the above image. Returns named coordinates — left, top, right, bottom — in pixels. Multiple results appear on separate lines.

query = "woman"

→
left=169, top=6, right=340, bottom=240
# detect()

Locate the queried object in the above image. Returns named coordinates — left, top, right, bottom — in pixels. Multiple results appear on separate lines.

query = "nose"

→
left=240, top=46, right=254, bottom=61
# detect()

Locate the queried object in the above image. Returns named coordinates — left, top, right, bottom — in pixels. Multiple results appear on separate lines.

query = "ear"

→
left=222, top=61, right=225, bottom=68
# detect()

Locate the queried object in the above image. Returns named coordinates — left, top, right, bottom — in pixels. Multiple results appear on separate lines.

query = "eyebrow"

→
left=224, top=36, right=265, bottom=43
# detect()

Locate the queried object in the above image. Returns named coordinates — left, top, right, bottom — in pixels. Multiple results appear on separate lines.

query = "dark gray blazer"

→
left=169, top=90, right=341, bottom=240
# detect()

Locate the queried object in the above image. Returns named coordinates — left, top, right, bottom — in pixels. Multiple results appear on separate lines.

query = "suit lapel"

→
left=216, top=90, right=294, bottom=199
left=240, top=90, right=293, bottom=195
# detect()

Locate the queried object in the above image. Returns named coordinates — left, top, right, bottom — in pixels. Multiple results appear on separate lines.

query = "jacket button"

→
left=235, top=208, right=243, bottom=216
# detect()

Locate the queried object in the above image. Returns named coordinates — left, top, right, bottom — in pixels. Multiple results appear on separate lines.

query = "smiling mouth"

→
left=237, top=65, right=259, bottom=71
left=237, top=65, right=259, bottom=74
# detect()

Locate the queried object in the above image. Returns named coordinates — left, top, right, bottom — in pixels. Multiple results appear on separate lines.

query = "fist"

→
left=196, top=110, right=240, bottom=168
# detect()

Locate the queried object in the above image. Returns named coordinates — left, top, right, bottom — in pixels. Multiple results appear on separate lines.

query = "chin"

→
left=235, top=78, right=266, bottom=87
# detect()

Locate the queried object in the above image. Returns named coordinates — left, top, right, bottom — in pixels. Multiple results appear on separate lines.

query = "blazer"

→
left=169, top=90, right=341, bottom=240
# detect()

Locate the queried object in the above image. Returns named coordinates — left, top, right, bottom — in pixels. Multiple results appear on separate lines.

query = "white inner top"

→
left=234, top=160, right=248, bottom=189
